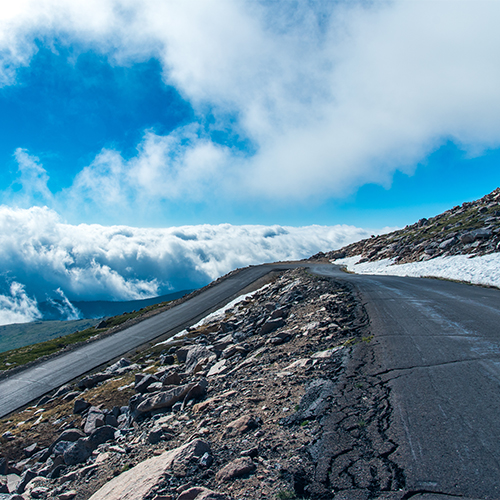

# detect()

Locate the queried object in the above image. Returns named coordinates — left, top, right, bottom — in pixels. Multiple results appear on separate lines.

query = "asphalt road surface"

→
left=1, top=263, right=500, bottom=499
left=313, top=265, right=500, bottom=500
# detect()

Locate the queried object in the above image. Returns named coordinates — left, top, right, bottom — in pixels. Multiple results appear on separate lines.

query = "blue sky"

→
left=0, top=0, right=498, bottom=230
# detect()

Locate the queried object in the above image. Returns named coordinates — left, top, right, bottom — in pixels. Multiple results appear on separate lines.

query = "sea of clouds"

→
left=0, top=205, right=374, bottom=325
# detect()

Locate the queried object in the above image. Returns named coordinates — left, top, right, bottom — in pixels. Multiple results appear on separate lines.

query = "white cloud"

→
left=2, top=0, right=500, bottom=210
left=0, top=282, right=42, bottom=326
left=0, top=205, right=372, bottom=312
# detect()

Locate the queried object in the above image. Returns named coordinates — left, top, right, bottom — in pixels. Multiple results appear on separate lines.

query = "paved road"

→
left=313, top=265, right=500, bottom=499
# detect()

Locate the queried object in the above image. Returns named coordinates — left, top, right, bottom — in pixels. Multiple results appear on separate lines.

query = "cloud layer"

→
left=1, top=1, right=500, bottom=220
left=0, top=205, right=372, bottom=324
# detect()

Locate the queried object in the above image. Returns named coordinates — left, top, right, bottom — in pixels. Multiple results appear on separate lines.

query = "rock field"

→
left=0, top=268, right=409, bottom=499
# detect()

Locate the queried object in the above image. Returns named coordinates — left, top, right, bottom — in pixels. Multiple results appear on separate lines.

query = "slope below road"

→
left=314, top=266, right=500, bottom=499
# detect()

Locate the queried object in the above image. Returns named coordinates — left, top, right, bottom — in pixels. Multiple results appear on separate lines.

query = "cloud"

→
left=0, top=282, right=42, bottom=326
left=0, top=205, right=372, bottom=312
left=2, top=0, right=500, bottom=214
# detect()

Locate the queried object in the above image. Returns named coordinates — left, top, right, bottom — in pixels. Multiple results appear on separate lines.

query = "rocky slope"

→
left=313, top=187, right=500, bottom=265
left=0, top=268, right=407, bottom=500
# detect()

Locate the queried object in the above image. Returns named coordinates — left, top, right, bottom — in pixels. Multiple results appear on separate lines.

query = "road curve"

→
left=313, top=265, right=500, bottom=499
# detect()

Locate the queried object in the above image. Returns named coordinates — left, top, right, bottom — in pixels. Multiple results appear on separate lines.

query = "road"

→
left=1, top=263, right=500, bottom=498
left=313, top=265, right=500, bottom=499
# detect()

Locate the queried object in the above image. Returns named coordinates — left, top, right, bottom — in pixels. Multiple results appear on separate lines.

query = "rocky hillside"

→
left=314, top=187, right=500, bottom=265
left=0, top=268, right=407, bottom=500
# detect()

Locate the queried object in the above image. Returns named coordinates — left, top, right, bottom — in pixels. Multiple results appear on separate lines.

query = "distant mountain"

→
left=312, top=187, right=500, bottom=264
left=39, top=290, right=194, bottom=321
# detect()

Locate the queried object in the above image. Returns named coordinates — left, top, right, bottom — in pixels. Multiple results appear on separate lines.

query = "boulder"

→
left=63, top=439, right=93, bottom=466
left=259, top=318, right=285, bottom=335
left=52, top=428, right=86, bottom=449
left=73, top=398, right=91, bottom=414
left=215, top=457, right=256, bottom=481
left=84, top=407, right=106, bottom=434
left=87, top=425, right=115, bottom=447
left=88, top=439, right=210, bottom=500
left=78, top=372, right=113, bottom=390
left=131, top=380, right=208, bottom=416
left=185, top=346, right=217, bottom=374
left=135, top=374, right=160, bottom=394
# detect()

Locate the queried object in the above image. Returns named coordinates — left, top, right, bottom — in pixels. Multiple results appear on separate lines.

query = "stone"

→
left=23, top=442, right=39, bottom=457
left=0, top=478, right=8, bottom=493
left=135, top=374, right=160, bottom=394
left=215, top=457, right=256, bottom=481
left=88, top=425, right=115, bottom=447
left=78, top=372, right=113, bottom=389
left=52, top=428, right=86, bottom=448
left=52, top=441, right=74, bottom=456
left=63, top=439, right=93, bottom=466
left=199, top=452, right=213, bottom=468
left=131, top=380, right=208, bottom=415
left=16, top=468, right=38, bottom=494
left=52, top=384, right=72, bottom=399
left=0, top=456, right=6, bottom=475
left=184, top=346, right=217, bottom=374
left=73, top=398, right=91, bottom=414
left=161, top=371, right=182, bottom=386
left=259, top=318, right=285, bottom=335
left=148, top=427, right=164, bottom=444
left=88, top=440, right=210, bottom=500
left=62, top=391, right=80, bottom=402
left=224, top=415, right=259, bottom=437
left=105, top=413, right=119, bottom=427
left=207, top=359, right=228, bottom=377
left=84, top=407, right=106, bottom=434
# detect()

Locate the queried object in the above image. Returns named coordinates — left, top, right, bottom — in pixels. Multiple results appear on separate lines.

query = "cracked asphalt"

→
left=312, top=265, right=500, bottom=500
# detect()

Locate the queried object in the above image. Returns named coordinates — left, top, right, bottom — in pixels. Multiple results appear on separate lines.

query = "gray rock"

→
left=177, top=487, right=228, bottom=500
left=52, top=384, right=72, bottom=399
left=199, top=452, right=213, bottom=468
left=131, top=379, right=208, bottom=415
left=135, top=374, right=160, bottom=393
left=87, top=439, right=210, bottom=499
left=105, top=414, right=119, bottom=427
left=84, top=407, right=105, bottom=434
left=52, top=441, right=74, bottom=456
left=73, top=398, right=91, bottom=414
left=16, top=469, right=38, bottom=494
left=259, top=318, right=285, bottom=335
left=147, top=427, right=163, bottom=444
left=88, top=426, right=116, bottom=447
left=53, top=428, right=86, bottom=448
left=78, top=372, right=112, bottom=390
left=0, top=478, right=8, bottom=493
left=185, top=345, right=217, bottom=373
left=63, top=439, right=93, bottom=466
left=62, top=391, right=80, bottom=402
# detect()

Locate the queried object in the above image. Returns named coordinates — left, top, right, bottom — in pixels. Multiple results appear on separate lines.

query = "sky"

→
left=0, top=0, right=499, bottom=324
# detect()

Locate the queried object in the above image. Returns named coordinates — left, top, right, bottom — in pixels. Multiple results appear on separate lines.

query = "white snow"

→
left=334, top=253, right=500, bottom=288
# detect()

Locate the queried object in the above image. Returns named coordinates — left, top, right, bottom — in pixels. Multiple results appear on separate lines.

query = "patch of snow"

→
left=334, top=253, right=500, bottom=288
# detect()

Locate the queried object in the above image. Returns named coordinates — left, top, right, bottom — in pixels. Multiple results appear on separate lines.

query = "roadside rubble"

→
left=0, top=268, right=405, bottom=499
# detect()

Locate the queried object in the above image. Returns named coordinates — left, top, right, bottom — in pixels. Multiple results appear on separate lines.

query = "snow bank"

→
left=334, top=253, right=500, bottom=288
